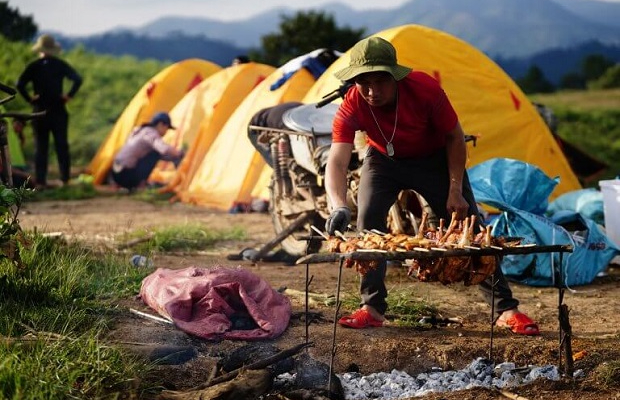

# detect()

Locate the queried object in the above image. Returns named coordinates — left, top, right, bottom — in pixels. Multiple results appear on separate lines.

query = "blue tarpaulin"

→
left=468, top=158, right=619, bottom=287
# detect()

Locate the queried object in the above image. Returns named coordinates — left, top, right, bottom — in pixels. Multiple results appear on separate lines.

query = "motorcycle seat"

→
left=282, top=103, right=339, bottom=136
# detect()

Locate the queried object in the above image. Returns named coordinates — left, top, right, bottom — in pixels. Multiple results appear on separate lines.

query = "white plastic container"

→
left=599, top=180, right=620, bottom=247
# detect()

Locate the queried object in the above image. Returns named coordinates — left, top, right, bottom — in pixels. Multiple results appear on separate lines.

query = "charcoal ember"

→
left=294, top=352, right=344, bottom=399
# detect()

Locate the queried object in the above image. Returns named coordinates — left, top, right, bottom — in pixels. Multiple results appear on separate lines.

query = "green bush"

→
left=589, top=64, right=620, bottom=90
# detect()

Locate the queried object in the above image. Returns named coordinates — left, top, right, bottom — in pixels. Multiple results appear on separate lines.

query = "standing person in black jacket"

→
left=16, top=34, right=82, bottom=189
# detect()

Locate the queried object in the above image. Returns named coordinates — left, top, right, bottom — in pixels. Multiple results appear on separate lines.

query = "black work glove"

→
left=325, top=206, right=351, bottom=235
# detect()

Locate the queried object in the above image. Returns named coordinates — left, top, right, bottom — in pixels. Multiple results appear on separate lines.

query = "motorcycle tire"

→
left=269, top=187, right=323, bottom=257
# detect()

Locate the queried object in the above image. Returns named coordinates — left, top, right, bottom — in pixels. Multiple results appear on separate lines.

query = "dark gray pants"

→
left=356, top=147, right=519, bottom=316
left=32, top=109, right=70, bottom=184
left=112, top=151, right=161, bottom=190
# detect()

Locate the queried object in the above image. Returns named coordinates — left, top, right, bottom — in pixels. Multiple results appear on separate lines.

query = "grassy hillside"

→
left=0, top=35, right=169, bottom=168
left=531, top=89, right=620, bottom=186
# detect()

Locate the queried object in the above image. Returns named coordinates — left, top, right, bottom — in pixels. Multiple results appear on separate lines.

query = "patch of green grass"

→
left=0, top=234, right=153, bottom=398
left=29, top=181, right=99, bottom=201
left=124, top=223, right=247, bottom=253
left=0, top=331, right=144, bottom=400
left=338, top=288, right=437, bottom=328
left=124, top=187, right=176, bottom=205
left=386, top=289, right=438, bottom=327
left=0, top=235, right=146, bottom=335
left=593, top=359, right=620, bottom=388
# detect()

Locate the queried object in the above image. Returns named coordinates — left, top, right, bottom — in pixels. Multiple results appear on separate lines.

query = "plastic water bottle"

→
left=130, top=254, right=152, bottom=268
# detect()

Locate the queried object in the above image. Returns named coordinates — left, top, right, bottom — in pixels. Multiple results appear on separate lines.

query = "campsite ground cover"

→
left=19, top=196, right=620, bottom=399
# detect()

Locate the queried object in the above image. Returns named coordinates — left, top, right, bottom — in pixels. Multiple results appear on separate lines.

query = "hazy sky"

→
left=14, top=0, right=620, bottom=36
left=14, top=0, right=413, bottom=36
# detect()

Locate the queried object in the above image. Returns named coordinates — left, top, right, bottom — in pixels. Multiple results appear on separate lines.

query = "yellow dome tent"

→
left=176, top=67, right=316, bottom=209
left=149, top=62, right=275, bottom=188
left=87, top=58, right=222, bottom=184
left=303, top=24, right=582, bottom=199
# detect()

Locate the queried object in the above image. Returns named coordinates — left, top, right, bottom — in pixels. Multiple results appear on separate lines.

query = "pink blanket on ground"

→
left=139, top=266, right=291, bottom=340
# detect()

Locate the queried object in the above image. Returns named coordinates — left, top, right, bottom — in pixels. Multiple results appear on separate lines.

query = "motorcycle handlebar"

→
left=0, top=82, right=16, bottom=96
left=316, top=82, right=353, bottom=108
left=0, top=110, right=47, bottom=121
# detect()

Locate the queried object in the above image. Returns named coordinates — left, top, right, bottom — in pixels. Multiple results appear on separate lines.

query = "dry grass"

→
left=531, top=88, right=620, bottom=112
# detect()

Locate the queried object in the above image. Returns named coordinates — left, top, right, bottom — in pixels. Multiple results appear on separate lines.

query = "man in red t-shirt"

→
left=324, top=37, right=539, bottom=336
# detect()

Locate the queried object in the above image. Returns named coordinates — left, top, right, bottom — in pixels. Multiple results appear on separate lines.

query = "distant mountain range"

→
left=54, top=0, right=620, bottom=84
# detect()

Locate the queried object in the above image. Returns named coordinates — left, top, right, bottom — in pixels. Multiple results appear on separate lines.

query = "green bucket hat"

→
left=334, top=37, right=412, bottom=82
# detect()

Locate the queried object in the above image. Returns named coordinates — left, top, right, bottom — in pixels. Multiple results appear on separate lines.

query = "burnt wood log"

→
left=157, top=368, right=272, bottom=400
left=196, top=342, right=313, bottom=390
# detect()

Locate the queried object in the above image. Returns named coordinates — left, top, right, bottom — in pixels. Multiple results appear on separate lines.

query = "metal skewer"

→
left=334, top=230, right=348, bottom=241
left=310, top=225, right=330, bottom=240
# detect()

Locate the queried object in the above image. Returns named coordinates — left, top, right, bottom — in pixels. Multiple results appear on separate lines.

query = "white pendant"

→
left=386, top=142, right=395, bottom=157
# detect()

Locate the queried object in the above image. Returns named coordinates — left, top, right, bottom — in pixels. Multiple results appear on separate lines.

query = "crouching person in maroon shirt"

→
left=112, top=112, right=184, bottom=192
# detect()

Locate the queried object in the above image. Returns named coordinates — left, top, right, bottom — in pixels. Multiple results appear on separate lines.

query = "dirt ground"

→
left=19, top=196, right=620, bottom=400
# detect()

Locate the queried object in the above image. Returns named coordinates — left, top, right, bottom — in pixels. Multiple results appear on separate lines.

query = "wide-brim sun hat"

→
left=32, top=34, right=62, bottom=55
left=334, top=36, right=412, bottom=82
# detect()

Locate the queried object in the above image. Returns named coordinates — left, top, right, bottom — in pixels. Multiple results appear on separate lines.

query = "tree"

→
left=581, top=54, right=615, bottom=82
left=252, top=11, right=365, bottom=66
left=0, top=1, right=37, bottom=42
left=589, top=64, right=620, bottom=89
left=516, top=65, right=555, bottom=94
left=559, top=72, right=586, bottom=90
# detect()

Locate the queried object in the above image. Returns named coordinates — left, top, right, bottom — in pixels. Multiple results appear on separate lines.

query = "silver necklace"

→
left=368, top=90, right=398, bottom=157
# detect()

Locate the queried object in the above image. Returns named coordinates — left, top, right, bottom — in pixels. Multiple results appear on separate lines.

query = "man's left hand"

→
left=446, top=191, right=469, bottom=220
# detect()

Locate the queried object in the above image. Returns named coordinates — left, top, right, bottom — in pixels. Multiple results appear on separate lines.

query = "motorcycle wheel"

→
left=269, top=185, right=323, bottom=257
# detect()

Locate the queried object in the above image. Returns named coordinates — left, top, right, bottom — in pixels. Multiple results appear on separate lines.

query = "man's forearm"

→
left=325, top=143, right=353, bottom=210
left=445, top=126, right=467, bottom=193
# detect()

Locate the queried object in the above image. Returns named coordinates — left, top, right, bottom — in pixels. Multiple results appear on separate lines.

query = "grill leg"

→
left=328, top=256, right=345, bottom=393
left=489, top=272, right=496, bottom=362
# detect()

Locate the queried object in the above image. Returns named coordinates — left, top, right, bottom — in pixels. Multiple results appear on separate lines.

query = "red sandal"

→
left=496, top=312, right=540, bottom=336
left=338, top=308, right=384, bottom=329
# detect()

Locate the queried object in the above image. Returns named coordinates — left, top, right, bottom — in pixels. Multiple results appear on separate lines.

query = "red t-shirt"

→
left=332, top=71, right=458, bottom=158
